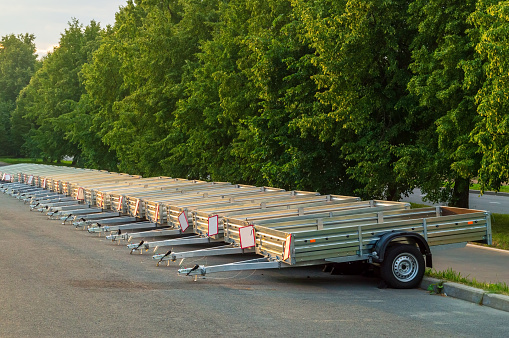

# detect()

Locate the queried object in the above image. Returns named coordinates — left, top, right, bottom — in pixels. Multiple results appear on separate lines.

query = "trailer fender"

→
left=372, top=232, right=432, bottom=268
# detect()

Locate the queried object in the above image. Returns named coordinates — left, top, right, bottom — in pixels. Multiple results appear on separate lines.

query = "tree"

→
left=294, top=0, right=416, bottom=200
left=228, top=0, right=353, bottom=193
left=82, top=0, right=221, bottom=176
left=470, top=0, right=509, bottom=192
left=396, top=0, right=480, bottom=208
left=0, top=33, right=38, bottom=156
left=14, top=20, right=103, bottom=162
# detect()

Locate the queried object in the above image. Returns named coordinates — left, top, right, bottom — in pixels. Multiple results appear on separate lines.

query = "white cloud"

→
left=0, top=1, right=127, bottom=54
left=36, top=44, right=59, bottom=60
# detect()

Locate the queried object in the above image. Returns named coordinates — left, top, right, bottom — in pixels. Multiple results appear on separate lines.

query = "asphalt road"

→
left=401, top=188, right=509, bottom=214
left=1, top=192, right=508, bottom=337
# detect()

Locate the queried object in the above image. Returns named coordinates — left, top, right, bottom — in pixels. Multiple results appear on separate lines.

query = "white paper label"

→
left=208, top=215, right=219, bottom=236
left=239, top=225, right=255, bottom=249
left=27, top=175, right=33, bottom=185
left=179, top=211, right=189, bottom=232
left=76, top=187, right=84, bottom=200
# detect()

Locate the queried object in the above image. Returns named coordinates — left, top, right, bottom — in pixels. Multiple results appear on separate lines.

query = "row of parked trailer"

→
left=0, top=164, right=492, bottom=288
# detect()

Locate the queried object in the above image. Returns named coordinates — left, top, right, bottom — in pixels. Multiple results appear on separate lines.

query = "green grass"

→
left=0, top=157, right=73, bottom=166
left=425, top=267, right=509, bottom=296
left=491, top=213, right=509, bottom=250
left=470, top=183, right=509, bottom=193
left=409, top=202, right=433, bottom=209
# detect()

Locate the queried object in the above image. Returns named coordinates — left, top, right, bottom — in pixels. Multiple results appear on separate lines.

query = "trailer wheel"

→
left=381, top=244, right=424, bottom=289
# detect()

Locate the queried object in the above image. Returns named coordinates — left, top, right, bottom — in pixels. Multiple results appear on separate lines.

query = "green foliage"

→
left=427, top=280, right=444, bottom=295
left=470, top=183, right=509, bottom=193
left=293, top=0, right=417, bottom=200
left=3, top=0, right=509, bottom=204
left=0, top=157, right=72, bottom=166
left=410, top=202, right=432, bottom=209
left=400, top=0, right=481, bottom=208
left=13, top=19, right=105, bottom=163
left=490, top=213, right=509, bottom=250
left=425, top=267, right=509, bottom=295
left=470, top=1, right=509, bottom=192
left=168, top=0, right=243, bottom=180
left=82, top=0, right=223, bottom=176
left=0, top=33, right=38, bottom=156
left=232, top=0, right=351, bottom=193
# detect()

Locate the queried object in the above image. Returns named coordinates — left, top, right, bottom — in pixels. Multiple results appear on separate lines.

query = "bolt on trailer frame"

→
left=61, top=173, right=143, bottom=199
left=38, top=174, right=143, bottom=215
left=16, top=167, right=138, bottom=200
left=139, top=185, right=285, bottom=226
left=93, top=178, right=204, bottom=210
left=14, top=168, right=142, bottom=220
left=179, top=206, right=491, bottom=288
left=154, top=199, right=406, bottom=265
left=1, top=163, right=60, bottom=183
left=39, top=170, right=132, bottom=190
left=96, top=186, right=230, bottom=236
left=120, top=184, right=267, bottom=226
left=169, top=191, right=320, bottom=230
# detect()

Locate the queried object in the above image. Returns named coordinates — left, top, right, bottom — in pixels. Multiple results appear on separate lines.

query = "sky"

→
left=0, top=0, right=127, bottom=58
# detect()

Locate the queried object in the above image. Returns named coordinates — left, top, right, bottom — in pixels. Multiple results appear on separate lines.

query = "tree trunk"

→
left=450, top=177, right=470, bottom=208
left=386, top=183, right=400, bottom=201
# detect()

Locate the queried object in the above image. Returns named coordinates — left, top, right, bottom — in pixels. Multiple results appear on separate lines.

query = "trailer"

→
left=3, top=164, right=493, bottom=289
left=178, top=206, right=491, bottom=288
left=101, top=189, right=302, bottom=243
left=151, top=200, right=408, bottom=264
left=99, top=186, right=294, bottom=240
left=127, top=193, right=361, bottom=252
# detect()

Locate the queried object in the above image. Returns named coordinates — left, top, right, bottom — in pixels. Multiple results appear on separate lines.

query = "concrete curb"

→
left=466, top=243, right=509, bottom=254
left=470, top=190, right=509, bottom=197
left=421, top=277, right=509, bottom=313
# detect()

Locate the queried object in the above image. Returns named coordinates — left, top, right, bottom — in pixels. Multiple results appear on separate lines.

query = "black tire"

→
left=380, top=244, right=425, bottom=289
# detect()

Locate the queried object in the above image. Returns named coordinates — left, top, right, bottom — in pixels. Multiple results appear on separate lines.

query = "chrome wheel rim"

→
left=392, top=252, right=419, bottom=283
